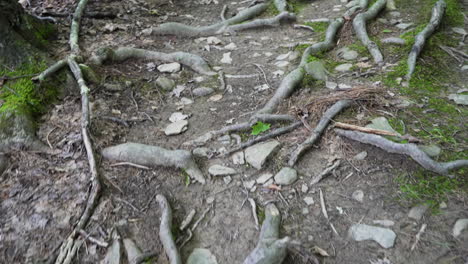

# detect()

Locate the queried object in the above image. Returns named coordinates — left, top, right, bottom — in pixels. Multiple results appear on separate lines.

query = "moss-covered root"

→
left=289, top=100, right=352, bottom=166
left=335, top=129, right=468, bottom=176
left=102, top=142, right=206, bottom=184
left=156, top=195, right=182, bottom=264
left=407, top=0, right=446, bottom=79
left=90, top=47, right=216, bottom=76
left=353, top=0, right=387, bottom=64
left=142, top=3, right=268, bottom=37
left=242, top=203, right=290, bottom=264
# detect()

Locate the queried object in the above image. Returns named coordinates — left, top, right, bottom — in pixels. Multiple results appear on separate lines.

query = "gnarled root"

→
left=289, top=100, right=352, bottom=166
left=102, top=142, right=206, bottom=184
left=242, top=203, right=290, bottom=264
left=407, top=0, right=446, bottom=79
left=353, top=0, right=387, bottom=64
left=335, top=129, right=468, bottom=176
left=90, top=47, right=216, bottom=76
left=157, top=195, right=182, bottom=264
left=225, top=11, right=296, bottom=33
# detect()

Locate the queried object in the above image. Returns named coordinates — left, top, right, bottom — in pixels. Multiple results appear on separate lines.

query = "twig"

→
left=100, top=116, right=130, bottom=127
left=319, top=189, right=340, bottom=237
left=179, top=209, right=196, bottom=231
left=78, top=230, right=108, bottom=248
left=191, top=205, right=213, bottom=231
left=334, top=122, right=421, bottom=142
left=179, top=229, right=193, bottom=249
left=311, top=160, right=340, bottom=185
left=248, top=198, right=260, bottom=230
left=244, top=63, right=270, bottom=88
left=411, top=223, right=427, bottom=251
left=293, top=24, right=315, bottom=32
left=220, top=5, right=228, bottom=21
left=218, top=70, right=226, bottom=90
left=46, top=127, right=57, bottom=149
left=110, top=162, right=150, bottom=170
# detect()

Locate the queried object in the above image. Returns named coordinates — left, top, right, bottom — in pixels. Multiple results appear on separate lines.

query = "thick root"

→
left=274, top=0, right=288, bottom=12
left=353, top=0, right=387, bottom=64
left=289, top=100, right=352, bottom=166
left=102, top=142, right=206, bottom=184
left=407, top=0, right=446, bottom=79
left=90, top=47, right=216, bottom=76
left=157, top=195, right=182, bottom=264
left=335, top=129, right=468, bottom=176
left=225, top=11, right=296, bottom=33
left=242, top=204, right=290, bottom=264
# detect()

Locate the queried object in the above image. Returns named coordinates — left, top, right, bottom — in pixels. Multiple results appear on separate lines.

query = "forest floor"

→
left=1, top=0, right=468, bottom=263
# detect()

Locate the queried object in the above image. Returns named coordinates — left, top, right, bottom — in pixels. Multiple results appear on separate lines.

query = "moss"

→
left=288, top=0, right=309, bottom=14
left=21, top=16, right=56, bottom=48
left=395, top=0, right=463, bottom=27
left=265, top=1, right=280, bottom=16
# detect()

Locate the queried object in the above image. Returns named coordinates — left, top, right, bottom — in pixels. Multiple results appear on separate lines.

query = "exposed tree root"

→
left=225, top=11, right=296, bottom=33
left=157, top=195, right=182, bottom=264
left=102, top=143, right=206, bottom=184
left=242, top=203, right=291, bottom=264
left=353, top=0, right=387, bottom=64
left=407, top=0, right=446, bottom=79
left=288, top=100, right=352, bottom=166
left=90, top=47, right=216, bottom=76
left=274, top=0, right=288, bottom=13
left=335, top=129, right=468, bottom=176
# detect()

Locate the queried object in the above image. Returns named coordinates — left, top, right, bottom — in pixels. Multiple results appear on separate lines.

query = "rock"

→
left=335, top=63, right=353, bottom=72
left=256, top=173, right=273, bottom=184
left=123, top=239, right=142, bottom=262
left=244, top=180, right=256, bottom=189
left=462, top=65, right=468, bottom=71
left=448, top=94, right=468, bottom=105
left=305, top=61, right=327, bottom=81
left=453, top=219, right=468, bottom=238
left=245, top=140, right=281, bottom=170
left=274, top=167, right=298, bottom=185
left=155, top=76, right=176, bottom=91
left=165, top=120, right=188, bottom=135
left=301, top=184, right=309, bottom=193
left=418, top=145, right=441, bottom=157
left=302, top=208, right=310, bottom=215
left=349, top=224, right=396, bottom=248
left=288, top=51, right=301, bottom=61
left=187, top=248, right=218, bottom=264
left=218, top=135, right=231, bottom=145
left=439, top=201, right=447, bottom=209
left=452, top=27, right=467, bottom=35
left=372, top=220, right=395, bottom=227
left=276, top=52, right=292, bottom=61
left=275, top=61, right=290, bottom=68
left=101, top=238, right=121, bottom=264
left=224, top=42, right=237, bottom=50
left=221, top=52, right=232, bottom=64
left=352, top=190, right=364, bottom=202
left=254, top=84, right=270, bottom=91
left=158, top=62, right=181, bottom=73
left=353, top=151, right=367, bottom=160
left=169, top=112, right=189, bottom=123
left=208, top=165, right=237, bottom=176
left=303, top=196, right=314, bottom=205
left=193, top=87, right=214, bottom=97
left=193, top=147, right=211, bottom=158
left=366, top=117, right=400, bottom=135
left=396, top=23, right=413, bottom=30
left=272, top=70, right=284, bottom=77
left=326, top=81, right=338, bottom=89
left=382, top=37, right=406, bottom=45
left=232, top=151, right=245, bottom=165
left=208, top=94, right=223, bottom=102
left=264, top=52, right=273, bottom=57
left=338, top=83, right=352, bottom=89
left=223, top=176, right=232, bottom=184
left=408, top=204, right=429, bottom=221
left=207, top=36, right=222, bottom=45
left=388, top=11, right=401, bottom=17
left=179, top=97, right=194, bottom=105
left=337, top=47, right=358, bottom=60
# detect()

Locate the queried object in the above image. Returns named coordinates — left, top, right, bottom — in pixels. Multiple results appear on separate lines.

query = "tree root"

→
left=225, top=11, right=296, bottom=33
left=288, top=100, right=352, bottom=166
left=274, top=0, right=288, bottom=13
left=157, top=195, right=182, bottom=264
left=334, top=129, right=468, bottom=176
left=242, top=203, right=290, bottom=264
left=101, top=142, right=206, bottom=184
left=407, top=0, right=446, bottom=79
left=353, top=0, right=387, bottom=64
left=90, top=47, right=216, bottom=76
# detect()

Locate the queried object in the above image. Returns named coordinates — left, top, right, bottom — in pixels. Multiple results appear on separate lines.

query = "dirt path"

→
left=1, top=0, right=467, bottom=263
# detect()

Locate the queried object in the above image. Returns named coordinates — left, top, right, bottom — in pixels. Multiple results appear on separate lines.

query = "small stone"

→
left=337, top=47, right=358, bottom=61
left=218, top=135, right=231, bottom=145
left=206, top=196, right=215, bottom=204
left=232, top=151, right=245, bottom=165
left=326, top=81, right=337, bottom=89
left=439, top=201, right=447, bottom=209
left=169, top=112, right=188, bottom=123
left=155, top=77, right=175, bottom=91
left=224, top=42, right=237, bottom=50
left=264, top=52, right=273, bottom=57
left=223, top=176, right=232, bottom=184
left=243, top=180, right=256, bottom=190
left=256, top=173, right=274, bottom=184
left=372, top=220, right=395, bottom=227
left=388, top=11, right=401, bottom=17
left=193, top=87, right=214, bottom=97
left=352, top=190, right=364, bottom=203
left=305, top=61, right=327, bottom=81
left=453, top=219, right=468, bottom=238
left=158, top=62, right=181, bottom=73
left=353, top=151, right=367, bottom=160
left=274, top=167, right=298, bottom=185
left=187, top=248, right=218, bottom=264
left=207, top=36, right=222, bottom=45
left=452, top=27, right=467, bottom=35
left=335, top=63, right=353, bottom=72
left=275, top=61, right=290, bottom=68
left=221, top=52, right=232, bottom=64
left=288, top=51, right=301, bottom=61
left=338, top=83, right=352, bottom=89
left=208, top=94, right=223, bottom=102
left=301, top=184, right=309, bottom=193
left=302, top=208, right=310, bottom=215
left=165, top=120, right=188, bottom=135
left=208, top=165, right=237, bottom=176
left=303, top=196, right=314, bottom=205
left=396, top=23, right=413, bottom=30
left=254, top=84, right=270, bottom=91
left=349, top=224, right=396, bottom=248
left=382, top=37, right=406, bottom=45
left=179, top=97, right=193, bottom=105
left=408, top=204, right=429, bottom=221
left=462, top=65, right=468, bottom=71
left=272, top=70, right=284, bottom=77
left=245, top=141, right=281, bottom=170
left=276, top=52, right=292, bottom=61
left=448, top=94, right=468, bottom=105
left=193, top=147, right=211, bottom=158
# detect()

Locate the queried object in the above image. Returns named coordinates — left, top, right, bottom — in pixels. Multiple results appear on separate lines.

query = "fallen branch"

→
left=157, top=195, right=182, bottom=264
left=289, top=100, right=352, bottom=166
left=334, top=122, right=421, bottom=142
left=102, top=142, right=206, bottom=184
left=335, top=129, right=468, bottom=175
left=353, top=0, right=387, bottom=64
left=90, top=47, right=216, bottom=76
left=242, top=204, right=290, bottom=264
left=407, top=0, right=446, bottom=79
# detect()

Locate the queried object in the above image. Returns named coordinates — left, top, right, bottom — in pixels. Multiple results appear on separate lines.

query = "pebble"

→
left=207, top=36, right=222, bottom=45
left=326, top=81, right=338, bottom=89
left=208, top=165, right=237, bottom=176
left=448, top=94, right=468, bottom=105
left=275, top=61, right=290, bottom=68
left=158, top=62, right=181, bottom=73
left=408, top=204, right=429, bottom=221
left=193, top=147, right=211, bottom=158
left=372, top=220, right=395, bottom=227
left=301, top=184, right=309, bottom=193
left=243, top=180, right=256, bottom=190
left=221, top=52, right=232, bottom=64
left=155, top=76, right=175, bottom=91
left=353, top=151, right=367, bottom=160
left=276, top=52, right=292, bottom=61
left=335, top=63, right=353, bottom=72
left=223, top=176, right=232, bottom=185
left=338, top=83, right=352, bottom=89
left=169, top=112, right=188, bottom=123
left=352, top=190, right=364, bottom=203
left=256, top=173, right=274, bottom=184
left=232, top=151, right=245, bottom=165
left=349, top=224, right=396, bottom=248
left=165, top=120, right=188, bottom=135
left=224, top=42, right=237, bottom=50
left=396, top=23, right=413, bottom=30
left=245, top=140, right=281, bottom=170
left=193, top=87, right=214, bottom=97
left=179, top=97, right=193, bottom=105
left=302, top=208, right=310, bottom=215
left=453, top=219, right=468, bottom=238
left=208, top=94, right=223, bottom=102
left=274, top=167, right=298, bottom=185
left=462, top=65, right=468, bottom=71
left=337, top=47, right=359, bottom=61
left=218, top=135, right=231, bottom=145
left=303, top=197, right=314, bottom=205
